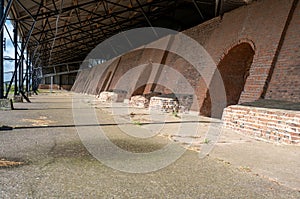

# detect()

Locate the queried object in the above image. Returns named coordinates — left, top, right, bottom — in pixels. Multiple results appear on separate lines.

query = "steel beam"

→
left=193, top=0, right=204, bottom=20
left=0, top=0, right=13, bottom=34
left=215, top=0, right=220, bottom=16
left=0, top=0, right=3, bottom=99
left=19, top=38, right=24, bottom=92
left=9, top=0, right=218, bottom=71
left=14, top=20, right=18, bottom=96
left=26, top=50, right=29, bottom=92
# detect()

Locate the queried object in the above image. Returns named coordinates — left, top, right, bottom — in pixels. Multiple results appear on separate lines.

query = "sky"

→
left=3, top=20, right=24, bottom=82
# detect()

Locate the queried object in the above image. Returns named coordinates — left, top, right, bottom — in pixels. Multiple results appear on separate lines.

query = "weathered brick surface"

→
left=222, top=105, right=300, bottom=144
left=71, top=69, right=91, bottom=93
left=265, top=1, right=300, bottom=102
left=72, top=0, right=298, bottom=116
left=70, top=0, right=300, bottom=143
left=204, top=0, right=294, bottom=104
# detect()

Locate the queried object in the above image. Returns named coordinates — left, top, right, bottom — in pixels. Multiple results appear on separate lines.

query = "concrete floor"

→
left=0, top=91, right=299, bottom=198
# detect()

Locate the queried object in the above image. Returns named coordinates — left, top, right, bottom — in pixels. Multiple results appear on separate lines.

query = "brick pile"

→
left=129, top=92, right=162, bottom=108
left=98, top=90, right=127, bottom=102
left=176, top=94, right=194, bottom=113
left=149, top=96, right=179, bottom=113
left=129, top=95, right=149, bottom=108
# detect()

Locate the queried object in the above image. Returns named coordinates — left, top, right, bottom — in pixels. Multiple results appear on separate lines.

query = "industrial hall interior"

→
left=0, top=0, right=299, bottom=198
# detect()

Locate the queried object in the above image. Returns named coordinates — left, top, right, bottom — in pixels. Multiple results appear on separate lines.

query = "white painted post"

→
left=50, top=76, right=53, bottom=93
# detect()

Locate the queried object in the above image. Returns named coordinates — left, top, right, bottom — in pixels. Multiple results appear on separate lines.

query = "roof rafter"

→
left=9, top=0, right=248, bottom=70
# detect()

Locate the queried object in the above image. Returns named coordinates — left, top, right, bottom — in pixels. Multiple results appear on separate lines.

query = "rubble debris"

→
left=129, top=95, right=149, bottom=108
left=149, top=96, right=179, bottom=113
left=98, top=92, right=117, bottom=102
left=129, top=92, right=161, bottom=108
left=176, top=94, right=193, bottom=113
left=156, top=93, right=193, bottom=113
left=98, top=90, right=127, bottom=102
left=130, top=92, right=193, bottom=113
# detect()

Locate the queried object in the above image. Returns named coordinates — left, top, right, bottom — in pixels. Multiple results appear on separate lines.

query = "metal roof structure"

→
left=7, top=0, right=252, bottom=69
left=0, top=0, right=253, bottom=99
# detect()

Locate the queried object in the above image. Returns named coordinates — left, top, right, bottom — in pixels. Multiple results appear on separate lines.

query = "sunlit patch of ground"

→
left=22, top=116, right=56, bottom=126
left=0, top=159, right=24, bottom=168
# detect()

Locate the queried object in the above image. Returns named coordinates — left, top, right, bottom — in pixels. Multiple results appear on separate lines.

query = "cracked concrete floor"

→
left=0, top=91, right=299, bottom=198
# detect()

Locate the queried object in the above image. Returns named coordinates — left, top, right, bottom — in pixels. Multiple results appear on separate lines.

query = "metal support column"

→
left=0, top=0, right=4, bottom=99
left=19, top=40, right=24, bottom=92
left=29, top=56, right=32, bottom=92
left=14, top=20, right=18, bottom=96
left=26, top=51, right=29, bottom=93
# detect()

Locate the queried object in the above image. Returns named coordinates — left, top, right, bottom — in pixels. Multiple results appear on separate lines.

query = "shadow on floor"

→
left=1, top=120, right=221, bottom=131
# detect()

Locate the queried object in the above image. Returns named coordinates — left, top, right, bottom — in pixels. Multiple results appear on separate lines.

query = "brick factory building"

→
left=71, top=0, right=300, bottom=144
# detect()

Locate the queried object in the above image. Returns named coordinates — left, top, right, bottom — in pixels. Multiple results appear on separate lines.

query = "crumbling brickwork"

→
left=222, top=105, right=300, bottom=144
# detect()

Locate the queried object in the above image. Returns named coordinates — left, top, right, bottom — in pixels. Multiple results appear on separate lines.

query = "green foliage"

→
left=172, top=111, right=180, bottom=118
left=133, top=121, right=142, bottom=126
left=204, top=138, right=211, bottom=144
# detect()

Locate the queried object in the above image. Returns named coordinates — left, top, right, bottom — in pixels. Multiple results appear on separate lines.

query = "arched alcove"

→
left=132, top=84, right=147, bottom=96
left=200, top=42, right=255, bottom=117
left=219, top=42, right=255, bottom=106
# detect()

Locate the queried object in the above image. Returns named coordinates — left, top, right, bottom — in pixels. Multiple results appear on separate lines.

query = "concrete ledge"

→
left=0, top=99, right=14, bottom=111
left=222, top=105, right=300, bottom=144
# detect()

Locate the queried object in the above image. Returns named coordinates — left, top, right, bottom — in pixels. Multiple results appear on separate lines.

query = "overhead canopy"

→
left=8, top=0, right=252, bottom=72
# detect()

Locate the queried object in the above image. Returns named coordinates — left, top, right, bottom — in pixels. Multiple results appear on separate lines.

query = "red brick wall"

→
left=265, top=1, right=300, bottom=102
left=222, top=105, right=300, bottom=144
left=98, top=58, right=122, bottom=93
left=203, top=0, right=294, bottom=104
left=108, top=50, right=144, bottom=91
left=72, top=0, right=298, bottom=115
left=71, top=69, right=90, bottom=93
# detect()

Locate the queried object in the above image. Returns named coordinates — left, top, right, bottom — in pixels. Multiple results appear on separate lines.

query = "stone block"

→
left=14, top=95, right=23, bottom=103
left=0, top=99, right=14, bottom=111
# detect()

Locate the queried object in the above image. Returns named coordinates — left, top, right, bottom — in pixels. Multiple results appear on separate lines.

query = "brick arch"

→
left=131, top=83, right=167, bottom=96
left=220, top=39, right=256, bottom=61
left=200, top=42, right=255, bottom=117
left=131, top=83, right=151, bottom=96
